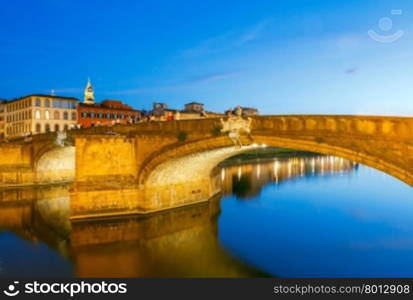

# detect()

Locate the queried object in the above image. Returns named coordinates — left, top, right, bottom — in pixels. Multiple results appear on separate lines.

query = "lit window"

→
left=45, top=110, right=50, bottom=120
left=35, top=110, right=41, bottom=120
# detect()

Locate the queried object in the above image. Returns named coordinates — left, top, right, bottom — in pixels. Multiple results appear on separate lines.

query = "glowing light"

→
left=300, top=160, right=304, bottom=176
left=321, top=157, right=324, bottom=175
left=221, top=168, right=225, bottom=181
left=288, top=161, right=292, bottom=177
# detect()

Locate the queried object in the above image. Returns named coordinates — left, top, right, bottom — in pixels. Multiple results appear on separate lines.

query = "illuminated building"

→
left=77, top=79, right=141, bottom=127
left=3, top=94, right=79, bottom=138
left=0, top=99, right=5, bottom=139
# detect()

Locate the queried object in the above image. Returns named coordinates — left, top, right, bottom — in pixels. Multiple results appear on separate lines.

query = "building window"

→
left=45, top=124, right=51, bottom=133
left=45, top=100, right=50, bottom=107
left=71, top=112, right=77, bottom=120
left=64, top=124, right=69, bottom=131
left=63, top=112, right=68, bottom=120
left=35, top=110, right=41, bottom=120
left=35, top=98, right=41, bottom=107
left=106, top=113, right=110, bottom=119
left=54, top=111, right=60, bottom=120
left=53, top=100, right=61, bottom=108
left=98, top=113, right=103, bottom=118
left=90, top=112, right=95, bottom=118
left=45, top=110, right=50, bottom=120
left=54, top=124, right=60, bottom=132
left=114, top=113, right=118, bottom=119
left=82, top=112, right=87, bottom=118
left=35, top=123, right=41, bottom=133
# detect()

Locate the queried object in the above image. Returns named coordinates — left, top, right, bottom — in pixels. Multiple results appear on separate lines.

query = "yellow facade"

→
left=0, top=100, right=5, bottom=139
left=4, top=94, right=79, bottom=138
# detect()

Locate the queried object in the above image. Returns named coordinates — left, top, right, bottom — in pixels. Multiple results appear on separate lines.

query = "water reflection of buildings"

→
left=220, top=155, right=358, bottom=199
left=0, top=188, right=265, bottom=277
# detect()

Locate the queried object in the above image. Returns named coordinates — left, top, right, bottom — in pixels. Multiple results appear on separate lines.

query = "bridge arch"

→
left=139, top=133, right=413, bottom=190
left=35, top=146, right=75, bottom=184
left=133, top=132, right=410, bottom=214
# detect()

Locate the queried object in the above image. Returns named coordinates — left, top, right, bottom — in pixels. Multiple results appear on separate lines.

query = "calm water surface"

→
left=0, top=154, right=412, bottom=277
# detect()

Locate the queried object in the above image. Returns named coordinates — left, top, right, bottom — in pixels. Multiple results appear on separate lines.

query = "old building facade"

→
left=184, top=102, right=204, bottom=112
left=3, top=94, right=79, bottom=138
left=78, top=100, right=142, bottom=127
left=0, top=100, right=5, bottom=139
left=77, top=80, right=141, bottom=127
left=240, top=107, right=259, bottom=116
left=150, top=102, right=223, bottom=120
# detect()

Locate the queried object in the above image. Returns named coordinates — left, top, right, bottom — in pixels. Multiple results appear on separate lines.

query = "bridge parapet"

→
left=252, top=115, right=413, bottom=142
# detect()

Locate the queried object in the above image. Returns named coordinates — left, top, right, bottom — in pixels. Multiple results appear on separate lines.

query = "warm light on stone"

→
left=36, top=146, right=75, bottom=183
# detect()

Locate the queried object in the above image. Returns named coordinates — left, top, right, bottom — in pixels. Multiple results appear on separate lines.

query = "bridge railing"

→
left=4, top=115, right=413, bottom=143
left=252, top=115, right=413, bottom=142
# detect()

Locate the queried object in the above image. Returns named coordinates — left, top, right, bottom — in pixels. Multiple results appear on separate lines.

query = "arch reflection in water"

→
left=0, top=187, right=265, bottom=278
left=220, top=155, right=358, bottom=199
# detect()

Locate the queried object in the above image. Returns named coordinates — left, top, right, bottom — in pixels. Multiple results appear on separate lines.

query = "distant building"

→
left=151, top=102, right=170, bottom=118
left=0, top=99, right=6, bottom=139
left=153, top=102, right=168, bottom=110
left=241, top=107, right=259, bottom=116
left=3, top=94, right=79, bottom=138
left=184, top=102, right=204, bottom=112
left=77, top=80, right=141, bottom=127
left=150, top=102, right=223, bottom=120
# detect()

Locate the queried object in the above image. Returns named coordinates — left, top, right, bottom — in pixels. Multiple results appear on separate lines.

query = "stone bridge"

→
left=0, top=115, right=412, bottom=218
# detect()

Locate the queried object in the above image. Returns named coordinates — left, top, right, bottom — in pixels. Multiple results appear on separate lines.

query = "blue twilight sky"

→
left=0, top=0, right=413, bottom=115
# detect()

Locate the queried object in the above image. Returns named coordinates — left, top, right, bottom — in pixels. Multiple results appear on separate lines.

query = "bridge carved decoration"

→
left=0, top=115, right=412, bottom=218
